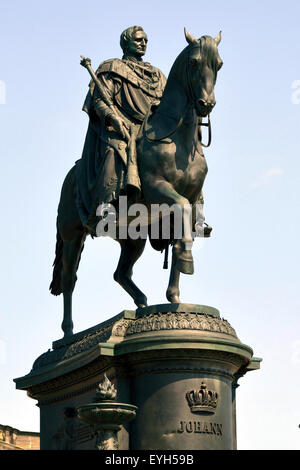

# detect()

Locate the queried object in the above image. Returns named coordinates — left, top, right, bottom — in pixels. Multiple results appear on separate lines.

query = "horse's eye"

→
left=190, top=58, right=200, bottom=67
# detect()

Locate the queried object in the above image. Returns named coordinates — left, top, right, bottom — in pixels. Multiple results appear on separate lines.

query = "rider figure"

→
left=75, top=26, right=166, bottom=234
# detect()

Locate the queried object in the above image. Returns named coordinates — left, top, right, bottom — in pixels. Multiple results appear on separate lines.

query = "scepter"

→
left=80, top=55, right=131, bottom=142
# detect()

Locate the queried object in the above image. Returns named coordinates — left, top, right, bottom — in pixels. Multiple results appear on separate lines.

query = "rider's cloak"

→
left=75, top=57, right=166, bottom=226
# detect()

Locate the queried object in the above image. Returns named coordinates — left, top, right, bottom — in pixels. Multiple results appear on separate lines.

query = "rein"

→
left=143, top=47, right=212, bottom=147
left=143, top=105, right=189, bottom=143
left=198, top=115, right=211, bottom=148
left=186, top=46, right=212, bottom=148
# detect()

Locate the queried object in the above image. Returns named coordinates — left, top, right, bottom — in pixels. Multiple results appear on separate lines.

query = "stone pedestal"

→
left=14, top=304, right=261, bottom=450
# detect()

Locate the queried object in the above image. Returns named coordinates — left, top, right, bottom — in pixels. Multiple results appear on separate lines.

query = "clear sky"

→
left=0, top=0, right=299, bottom=450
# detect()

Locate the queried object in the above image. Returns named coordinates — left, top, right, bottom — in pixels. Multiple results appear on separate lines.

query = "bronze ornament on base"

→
left=77, top=375, right=137, bottom=450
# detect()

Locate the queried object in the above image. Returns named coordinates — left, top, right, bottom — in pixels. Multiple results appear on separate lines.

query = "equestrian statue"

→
left=49, top=26, right=223, bottom=337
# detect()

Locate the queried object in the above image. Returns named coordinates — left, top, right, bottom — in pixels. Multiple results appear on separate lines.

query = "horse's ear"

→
left=215, top=31, right=222, bottom=45
left=184, top=27, right=197, bottom=45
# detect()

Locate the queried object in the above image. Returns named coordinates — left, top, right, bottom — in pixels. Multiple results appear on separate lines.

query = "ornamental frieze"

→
left=122, top=312, right=237, bottom=338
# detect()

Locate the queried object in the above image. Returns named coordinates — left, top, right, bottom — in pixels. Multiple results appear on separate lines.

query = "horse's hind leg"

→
left=61, top=233, right=86, bottom=337
left=114, top=238, right=148, bottom=308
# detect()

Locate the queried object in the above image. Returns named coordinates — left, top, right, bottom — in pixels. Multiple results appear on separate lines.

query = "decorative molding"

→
left=30, top=348, right=245, bottom=402
left=111, top=319, right=134, bottom=338
left=35, top=352, right=238, bottom=407
left=32, top=323, right=116, bottom=371
left=36, top=363, right=233, bottom=407
left=29, top=358, right=113, bottom=398
left=122, top=312, right=237, bottom=338
left=37, top=379, right=104, bottom=407
left=120, top=363, right=235, bottom=381
left=19, top=306, right=247, bottom=404
left=30, top=311, right=237, bottom=374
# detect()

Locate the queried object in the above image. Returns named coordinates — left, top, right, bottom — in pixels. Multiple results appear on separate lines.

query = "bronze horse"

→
left=50, top=30, right=223, bottom=337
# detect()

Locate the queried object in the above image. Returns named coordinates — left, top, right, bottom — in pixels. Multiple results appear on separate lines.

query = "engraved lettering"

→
left=216, top=423, right=223, bottom=436
left=177, top=421, right=223, bottom=436
left=210, top=422, right=217, bottom=435
left=186, top=421, right=193, bottom=433
left=177, top=421, right=184, bottom=433
left=194, top=421, right=202, bottom=433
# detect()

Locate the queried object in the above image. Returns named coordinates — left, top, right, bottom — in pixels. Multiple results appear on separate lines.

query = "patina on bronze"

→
left=49, top=27, right=223, bottom=337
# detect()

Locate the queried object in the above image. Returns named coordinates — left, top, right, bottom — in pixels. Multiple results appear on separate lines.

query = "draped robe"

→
left=75, top=56, right=166, bottom=228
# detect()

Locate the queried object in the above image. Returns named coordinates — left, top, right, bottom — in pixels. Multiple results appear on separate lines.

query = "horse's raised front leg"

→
left=61, top=234, right=86, bottom=337
left=166, top=247, right=181, bottom=303
left=114, top=238, right=148, bottom=308
left=144, top=180, right=194, bottom=275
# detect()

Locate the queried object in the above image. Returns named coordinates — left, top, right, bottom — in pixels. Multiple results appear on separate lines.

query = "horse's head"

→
left=184, top=29, right=223, bottom=117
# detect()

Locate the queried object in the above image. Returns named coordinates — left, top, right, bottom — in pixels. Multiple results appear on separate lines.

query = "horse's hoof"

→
left=166, top=293, right=181, bottom=304
left=135, top=296, right=148, bottom=308
left=62, top=328, right=74, bottom=338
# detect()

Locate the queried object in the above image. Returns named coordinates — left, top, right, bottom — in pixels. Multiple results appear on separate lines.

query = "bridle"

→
left=143, top=44, right=212, bottom=147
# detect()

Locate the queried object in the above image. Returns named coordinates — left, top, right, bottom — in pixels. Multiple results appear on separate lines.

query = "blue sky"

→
left=0, top=0, right=299, bottom=449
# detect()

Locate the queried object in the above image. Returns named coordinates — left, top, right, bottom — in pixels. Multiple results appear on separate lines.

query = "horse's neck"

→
left=151, top=73, right=196, bottom=141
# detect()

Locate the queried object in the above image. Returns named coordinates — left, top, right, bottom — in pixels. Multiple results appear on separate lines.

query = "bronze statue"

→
left=50, top=26, right=223, bottom=337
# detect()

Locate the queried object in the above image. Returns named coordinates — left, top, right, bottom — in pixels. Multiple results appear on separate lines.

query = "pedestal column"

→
left=14, top=304, right=261, bottom=450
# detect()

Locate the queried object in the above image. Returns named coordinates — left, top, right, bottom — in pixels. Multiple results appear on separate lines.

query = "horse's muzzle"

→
left=196, top=99, right=215, bottom=117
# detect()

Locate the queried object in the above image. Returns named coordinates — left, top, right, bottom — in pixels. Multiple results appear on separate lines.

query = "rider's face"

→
left=127, top=31, right=148, bottom=58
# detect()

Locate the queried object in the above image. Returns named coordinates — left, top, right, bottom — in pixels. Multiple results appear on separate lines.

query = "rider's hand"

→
left=108, top=115, right=128, bottom=139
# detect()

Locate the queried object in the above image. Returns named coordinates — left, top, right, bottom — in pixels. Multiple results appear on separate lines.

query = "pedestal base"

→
left=14, top=304, right=261, bottom=450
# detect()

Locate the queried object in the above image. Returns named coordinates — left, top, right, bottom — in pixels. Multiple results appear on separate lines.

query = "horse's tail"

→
left=49, top=224, right=63, bottom=296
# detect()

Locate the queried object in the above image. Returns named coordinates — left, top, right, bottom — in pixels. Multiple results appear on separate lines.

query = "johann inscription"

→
left=177, top=421, right=223, bottom=436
